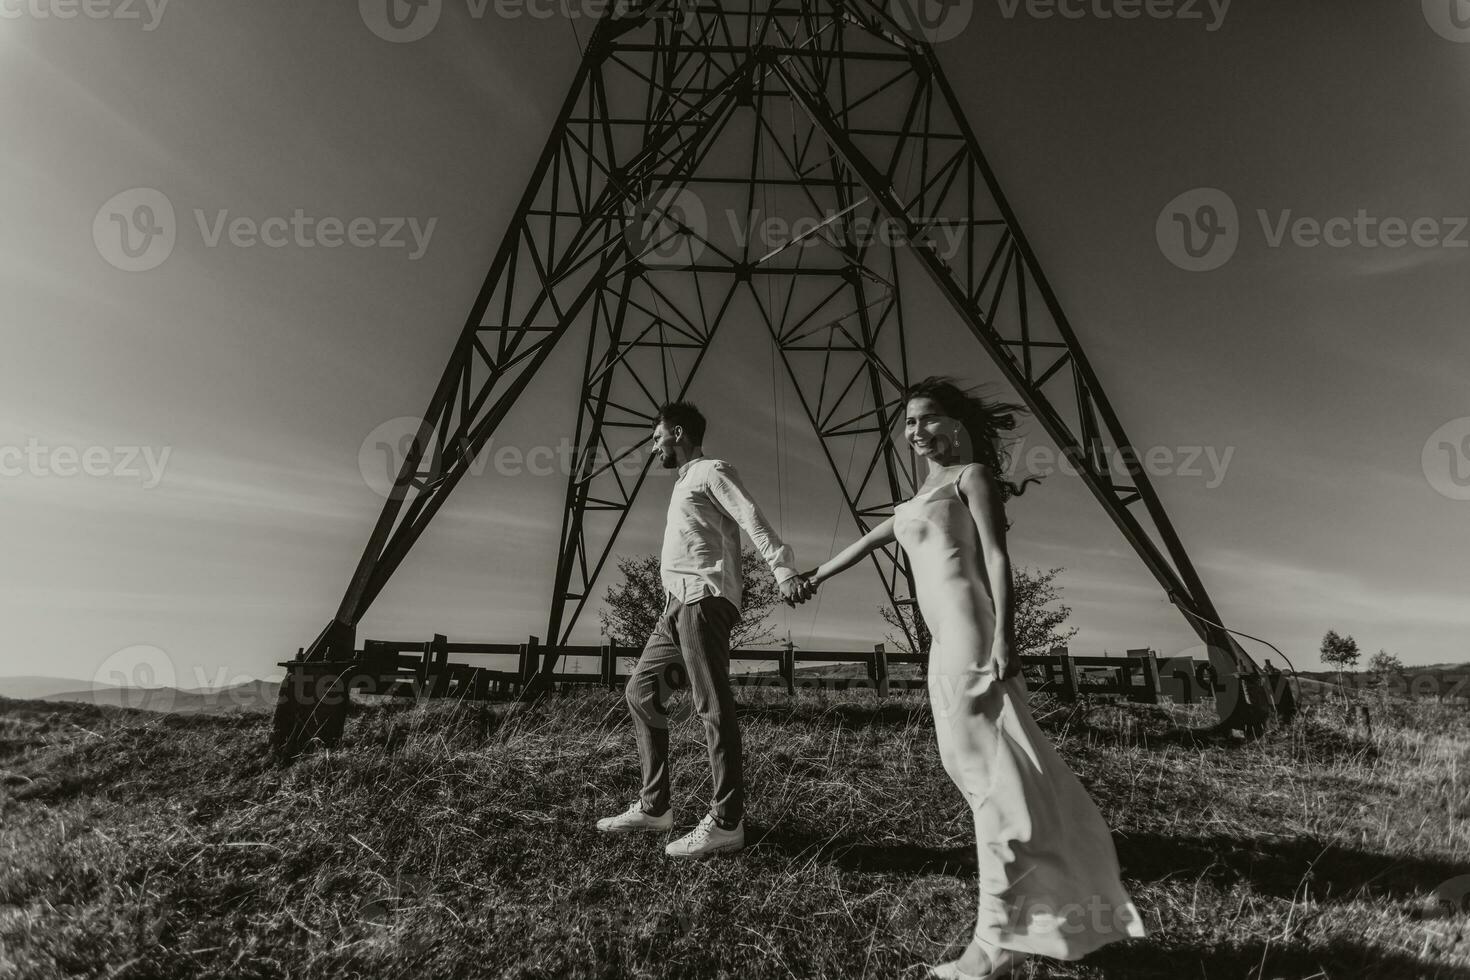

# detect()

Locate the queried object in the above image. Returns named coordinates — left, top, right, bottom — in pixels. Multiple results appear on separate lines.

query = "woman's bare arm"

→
left=809, top=516, right=897, bottom=585
left=958, top=464, right=1017, bottom=669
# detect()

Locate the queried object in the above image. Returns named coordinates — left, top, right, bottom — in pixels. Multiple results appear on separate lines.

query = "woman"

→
left=800, top=377, right=1145, bottom=979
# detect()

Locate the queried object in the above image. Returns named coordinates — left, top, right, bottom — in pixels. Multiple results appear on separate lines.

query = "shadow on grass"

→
left=747, top=825, right=977, bottom=877
left=733, top=695, right=1243, bottom=750
left=1117, top=831, right=1462, bottom=906
left=752, top=824, right=1456, bottom=909
left=1075, top=717, right=1381, bottom=766
left=750, top=830, right=1466, bottom=976
left=1079, top=937, right=1464, bottom=980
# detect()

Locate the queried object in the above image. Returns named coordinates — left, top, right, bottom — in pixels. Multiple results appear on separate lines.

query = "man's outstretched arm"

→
left=706, top=461, right=800, bottom=588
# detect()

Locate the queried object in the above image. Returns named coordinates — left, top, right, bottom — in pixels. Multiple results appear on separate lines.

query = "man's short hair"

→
left=656, top=401, right=707, bottom=446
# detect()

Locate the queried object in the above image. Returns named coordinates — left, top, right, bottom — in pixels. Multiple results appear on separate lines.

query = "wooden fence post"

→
left=600, top=641, right=617, bottom=690
left=1132, top=648, right=1161, bottom=704
left=780, top=641, right=795, bottom=696
left=520, top=635, right=541, bottom=684
left=416, top=637, right=433, bottom=695
left=872, top=643, right=890, bottom=698
left=1118, top=648, right=1138, bottom=702
left=429, top=633, right=450, bottom=697
left=1172, top=669, right=1195, bottom=704
left=361, top=639, right=393, bottom=694
left=1052, top=646, right=1079, bottom=702
left=268, top=663, right=352, bottom=756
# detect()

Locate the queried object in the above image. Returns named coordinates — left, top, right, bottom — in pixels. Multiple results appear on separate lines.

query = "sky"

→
left=3, top=0, right=1469, bottom=691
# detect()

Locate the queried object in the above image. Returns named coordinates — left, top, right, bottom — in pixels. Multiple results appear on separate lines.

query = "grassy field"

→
left=2, top=683, right=1468, bottom=980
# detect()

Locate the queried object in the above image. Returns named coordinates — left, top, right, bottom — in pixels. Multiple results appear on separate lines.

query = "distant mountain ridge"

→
left=0, top=676, right=111, bottom=701
left=0, top=676, right=280, bottom=714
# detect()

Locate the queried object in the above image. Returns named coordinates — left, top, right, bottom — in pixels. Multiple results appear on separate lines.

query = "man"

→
left=595, top=400, right=813, bottom=858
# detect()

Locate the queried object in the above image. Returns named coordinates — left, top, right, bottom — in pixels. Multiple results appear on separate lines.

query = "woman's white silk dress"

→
left=893, top=464, right=1147, bottom=959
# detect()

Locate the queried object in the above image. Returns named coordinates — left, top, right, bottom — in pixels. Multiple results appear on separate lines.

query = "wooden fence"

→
left=286, top=635, right=1168, bottom=705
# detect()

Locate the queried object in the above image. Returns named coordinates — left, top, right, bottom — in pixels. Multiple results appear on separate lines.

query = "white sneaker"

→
left=664, top=813, right=744, bottom=858
left=596, top=801, right=673, bottom=833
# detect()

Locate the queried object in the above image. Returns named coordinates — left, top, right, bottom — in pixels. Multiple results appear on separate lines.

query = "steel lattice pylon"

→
left=275, top=0, right=1271, bottom=751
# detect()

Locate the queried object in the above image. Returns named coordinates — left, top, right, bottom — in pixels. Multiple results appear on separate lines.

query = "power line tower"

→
left=270, top=0, right=1271, bottom=754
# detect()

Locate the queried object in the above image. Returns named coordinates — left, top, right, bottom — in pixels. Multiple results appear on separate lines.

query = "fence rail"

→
left=280, top=635, right=1174, bottom=706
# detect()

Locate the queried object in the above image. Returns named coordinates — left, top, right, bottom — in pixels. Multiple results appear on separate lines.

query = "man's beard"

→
left=658, top=449, right=676, bottom=469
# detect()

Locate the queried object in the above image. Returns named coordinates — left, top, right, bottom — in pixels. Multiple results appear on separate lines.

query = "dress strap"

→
left=951, top=461, right=982, bottom=505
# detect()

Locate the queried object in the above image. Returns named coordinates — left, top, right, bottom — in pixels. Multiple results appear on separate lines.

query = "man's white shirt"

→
left=660, top=456, right=798, bottom=611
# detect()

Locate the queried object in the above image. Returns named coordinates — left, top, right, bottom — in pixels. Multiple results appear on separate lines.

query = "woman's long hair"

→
left=902, top=375, right=1040, bottom=500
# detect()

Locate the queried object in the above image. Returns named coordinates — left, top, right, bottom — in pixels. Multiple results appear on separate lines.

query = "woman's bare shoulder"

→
left=955, top=461, right=1000, bottom=503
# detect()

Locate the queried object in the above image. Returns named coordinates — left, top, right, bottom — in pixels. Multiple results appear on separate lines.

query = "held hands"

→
left=779, top=570, right=820, bottom=607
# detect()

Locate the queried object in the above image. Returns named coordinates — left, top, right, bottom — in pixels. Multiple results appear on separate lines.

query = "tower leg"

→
left=269, top=665, right=351, bottom=758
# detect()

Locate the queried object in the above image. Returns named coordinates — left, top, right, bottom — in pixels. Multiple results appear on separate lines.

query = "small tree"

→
left=880, top=565, right=1078, bottom=658
left=1366, top=649, right=1404, bottom=682
left=598, top=548, right=780, bottom=652
left=1011, top=566, right=1081, bottom=656
left=1320, top=629, right=1361, bottom=693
